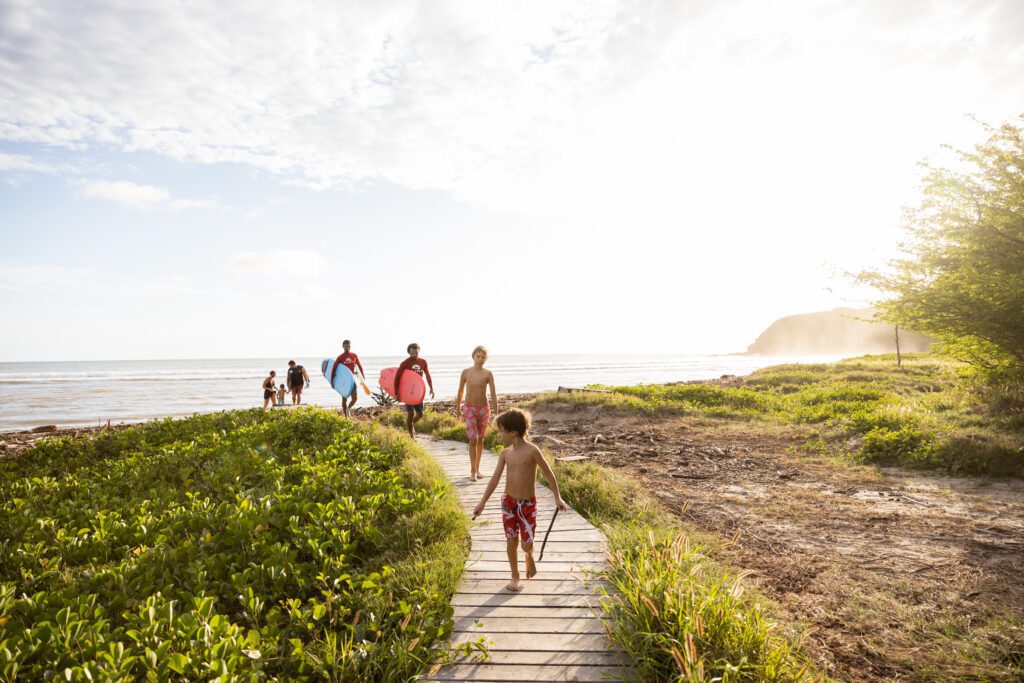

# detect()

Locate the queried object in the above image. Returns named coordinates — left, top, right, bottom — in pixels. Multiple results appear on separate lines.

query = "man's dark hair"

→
left=288, top=360, right=296, bottom=366
left=496, top=409, right=531, bottom=437
left=343, top=339, right=351, bottom=346
left=407, top=342, right=419, bottom=354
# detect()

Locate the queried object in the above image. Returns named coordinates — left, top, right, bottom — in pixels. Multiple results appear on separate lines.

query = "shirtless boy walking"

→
left=473, top=409, right=567, bottom=592
left=456, top=345, right=497, bottom=482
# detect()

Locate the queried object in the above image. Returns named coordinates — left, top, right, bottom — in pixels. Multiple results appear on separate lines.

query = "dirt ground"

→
left=4, top=400, right=1022, bottom=680
left=519, top=399, right=1024, bottom=681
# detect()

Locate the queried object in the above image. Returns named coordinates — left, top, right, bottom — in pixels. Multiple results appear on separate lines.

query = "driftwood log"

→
left=557, top=386, right=612, bottom=394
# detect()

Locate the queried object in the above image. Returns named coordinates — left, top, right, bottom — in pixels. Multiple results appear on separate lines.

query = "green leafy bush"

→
left=860, top=425, right=934, bottom=463
left=0, top=408, right=467, bottom=682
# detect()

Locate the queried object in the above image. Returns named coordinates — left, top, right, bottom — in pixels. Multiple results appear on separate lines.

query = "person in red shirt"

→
left=332, top=339, right=365, bottom=417
left=394, top=342, right=435, bottom=437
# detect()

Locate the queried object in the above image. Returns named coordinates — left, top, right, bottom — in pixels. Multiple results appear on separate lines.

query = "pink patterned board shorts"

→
left=461, top=403, right=490, bottom=441
left=501, top=493, right=538, bottom=544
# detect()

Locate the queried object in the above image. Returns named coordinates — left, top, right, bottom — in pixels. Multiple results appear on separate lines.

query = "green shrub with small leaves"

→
left=0, top=408, right=467, bottom=682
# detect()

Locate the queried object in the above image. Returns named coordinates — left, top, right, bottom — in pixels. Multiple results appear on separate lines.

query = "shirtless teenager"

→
left=473, top=409, right=568, bottom=592
left=455, top=346, right=498, bottom=482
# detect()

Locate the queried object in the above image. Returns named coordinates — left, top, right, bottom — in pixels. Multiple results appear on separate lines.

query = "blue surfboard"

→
left=321, top=358, right=356, bottom=398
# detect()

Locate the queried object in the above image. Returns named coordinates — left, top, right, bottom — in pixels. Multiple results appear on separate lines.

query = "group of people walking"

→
left=260, top=341, right=567, bottom=593
left=261, top=360, right=309, bottom=409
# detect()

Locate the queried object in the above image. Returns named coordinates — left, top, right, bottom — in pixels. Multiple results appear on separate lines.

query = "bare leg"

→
left=467, top=438, right=475, bottom=480
left=406, top=411, right=415, bottom=437
left=524, top=542, right=537, bottom=579
left=505, top=537, right=522, bottom=592
left=472, top=439, right=484, bottom=479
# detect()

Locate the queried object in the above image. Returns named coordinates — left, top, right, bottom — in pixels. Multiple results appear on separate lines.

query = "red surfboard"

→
left=379, top=367, right=427, bottom=404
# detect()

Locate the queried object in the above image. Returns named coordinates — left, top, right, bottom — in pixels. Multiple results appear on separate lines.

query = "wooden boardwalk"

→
left=421, top=438, right=632, bottom=682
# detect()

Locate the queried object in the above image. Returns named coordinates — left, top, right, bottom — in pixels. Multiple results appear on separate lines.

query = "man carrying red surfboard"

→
left=332, top=339, right=365, bottom=417
left=395, top=342, right=435, bottom=437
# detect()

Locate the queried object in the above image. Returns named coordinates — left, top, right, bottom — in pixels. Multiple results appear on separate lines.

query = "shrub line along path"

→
left=420, top=437, right=633, bottom=682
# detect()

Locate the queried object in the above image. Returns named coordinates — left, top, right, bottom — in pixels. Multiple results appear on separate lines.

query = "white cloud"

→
left=1, top=0, right=1022, bottom=217
left=75, top=179, right=221, bottom=210
left=0, top=151, right=55, bottom=172
left=230, top=250, right=328, bottom=279
left=76, top=179, right=169, bottom=207
left=0, top=263, right=97, bottom=291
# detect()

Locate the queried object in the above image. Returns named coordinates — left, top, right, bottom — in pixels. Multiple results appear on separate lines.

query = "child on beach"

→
left=394, top=343, right=435, bottom=437
left=473, top=409, right=567, bottom=592
left=277, top=383, right=287, bottom=405
left=456, top=345, right=497, bottom=482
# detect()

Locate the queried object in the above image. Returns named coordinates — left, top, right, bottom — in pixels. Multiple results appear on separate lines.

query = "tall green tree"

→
left=862, top=116, right=1024, bottom=378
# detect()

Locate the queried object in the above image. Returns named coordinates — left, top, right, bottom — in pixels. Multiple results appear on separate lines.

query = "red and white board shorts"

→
left=501, top=494, right=537, bottom=544
left=461, top=403, right=490, bottom=441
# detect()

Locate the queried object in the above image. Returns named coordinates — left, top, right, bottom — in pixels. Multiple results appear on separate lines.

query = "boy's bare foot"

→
left=505, top=576, right=523, bottom=592
left=525, top=554, right=537, bottom=579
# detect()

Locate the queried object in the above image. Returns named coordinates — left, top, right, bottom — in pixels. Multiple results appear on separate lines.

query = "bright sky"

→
left=1, top=0, right=1022, bottom=361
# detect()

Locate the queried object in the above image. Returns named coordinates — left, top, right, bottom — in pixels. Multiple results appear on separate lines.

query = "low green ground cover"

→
left=532, top=354, right=1024, bottom=476
left=0, top=408, right=468, bottom=682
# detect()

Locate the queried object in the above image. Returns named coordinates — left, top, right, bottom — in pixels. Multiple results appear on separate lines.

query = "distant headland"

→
left=745, top=307, right=933, bottom=356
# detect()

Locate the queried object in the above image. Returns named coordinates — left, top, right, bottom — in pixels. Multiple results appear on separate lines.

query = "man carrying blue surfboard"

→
left=395, top=343, right=435, bottom=437
left=332, top=340, right=365, bottom=417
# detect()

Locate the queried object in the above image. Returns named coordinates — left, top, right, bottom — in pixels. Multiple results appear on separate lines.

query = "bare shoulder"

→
left=527, top=442, right=545, bottom=461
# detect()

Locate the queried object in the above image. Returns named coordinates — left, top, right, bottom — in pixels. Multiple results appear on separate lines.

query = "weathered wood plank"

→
left=452, top=581, right=602, bottom=598
left=448, top=631, right=612, bottom=651
left=453, top=606, right=601, bottom=619
left=444, top=650, right=629, bottom=666
left=465, top=560, right=604, bottom=572
left=450, top=593, right=598, bottom=610
left=453, top=616, right=607, bottom=634
left=428, top=663, right=629, bottom=681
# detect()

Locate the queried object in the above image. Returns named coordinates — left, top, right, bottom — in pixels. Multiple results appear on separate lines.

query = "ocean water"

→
left=0, top=353, right=841, bottom=432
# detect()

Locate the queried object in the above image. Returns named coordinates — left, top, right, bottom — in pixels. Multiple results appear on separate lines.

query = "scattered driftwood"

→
left=671, top=472, right=715, bottom=479
left=555, top=455, right=590, bottom=462
left=370, top=387, right=396, bottom=407
left=533, top=434, right=568, bottom=447
left=557, top=386, right=612, bottom=394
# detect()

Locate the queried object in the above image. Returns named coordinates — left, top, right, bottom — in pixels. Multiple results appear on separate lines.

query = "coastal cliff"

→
left=746, top=307, right=933, bottom=356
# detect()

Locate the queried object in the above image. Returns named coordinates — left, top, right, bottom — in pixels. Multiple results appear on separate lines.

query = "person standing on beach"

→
left=286, top=361, right=309, bottom=405
left=332, top=340, right=365, bottom=416
left=456, top=345, right=498, bottom=481
left=473, top=409, right=568, bottom=592
left=394, top=343, right=434, bottom=437
left=262, top=370, right=277, bottom=410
